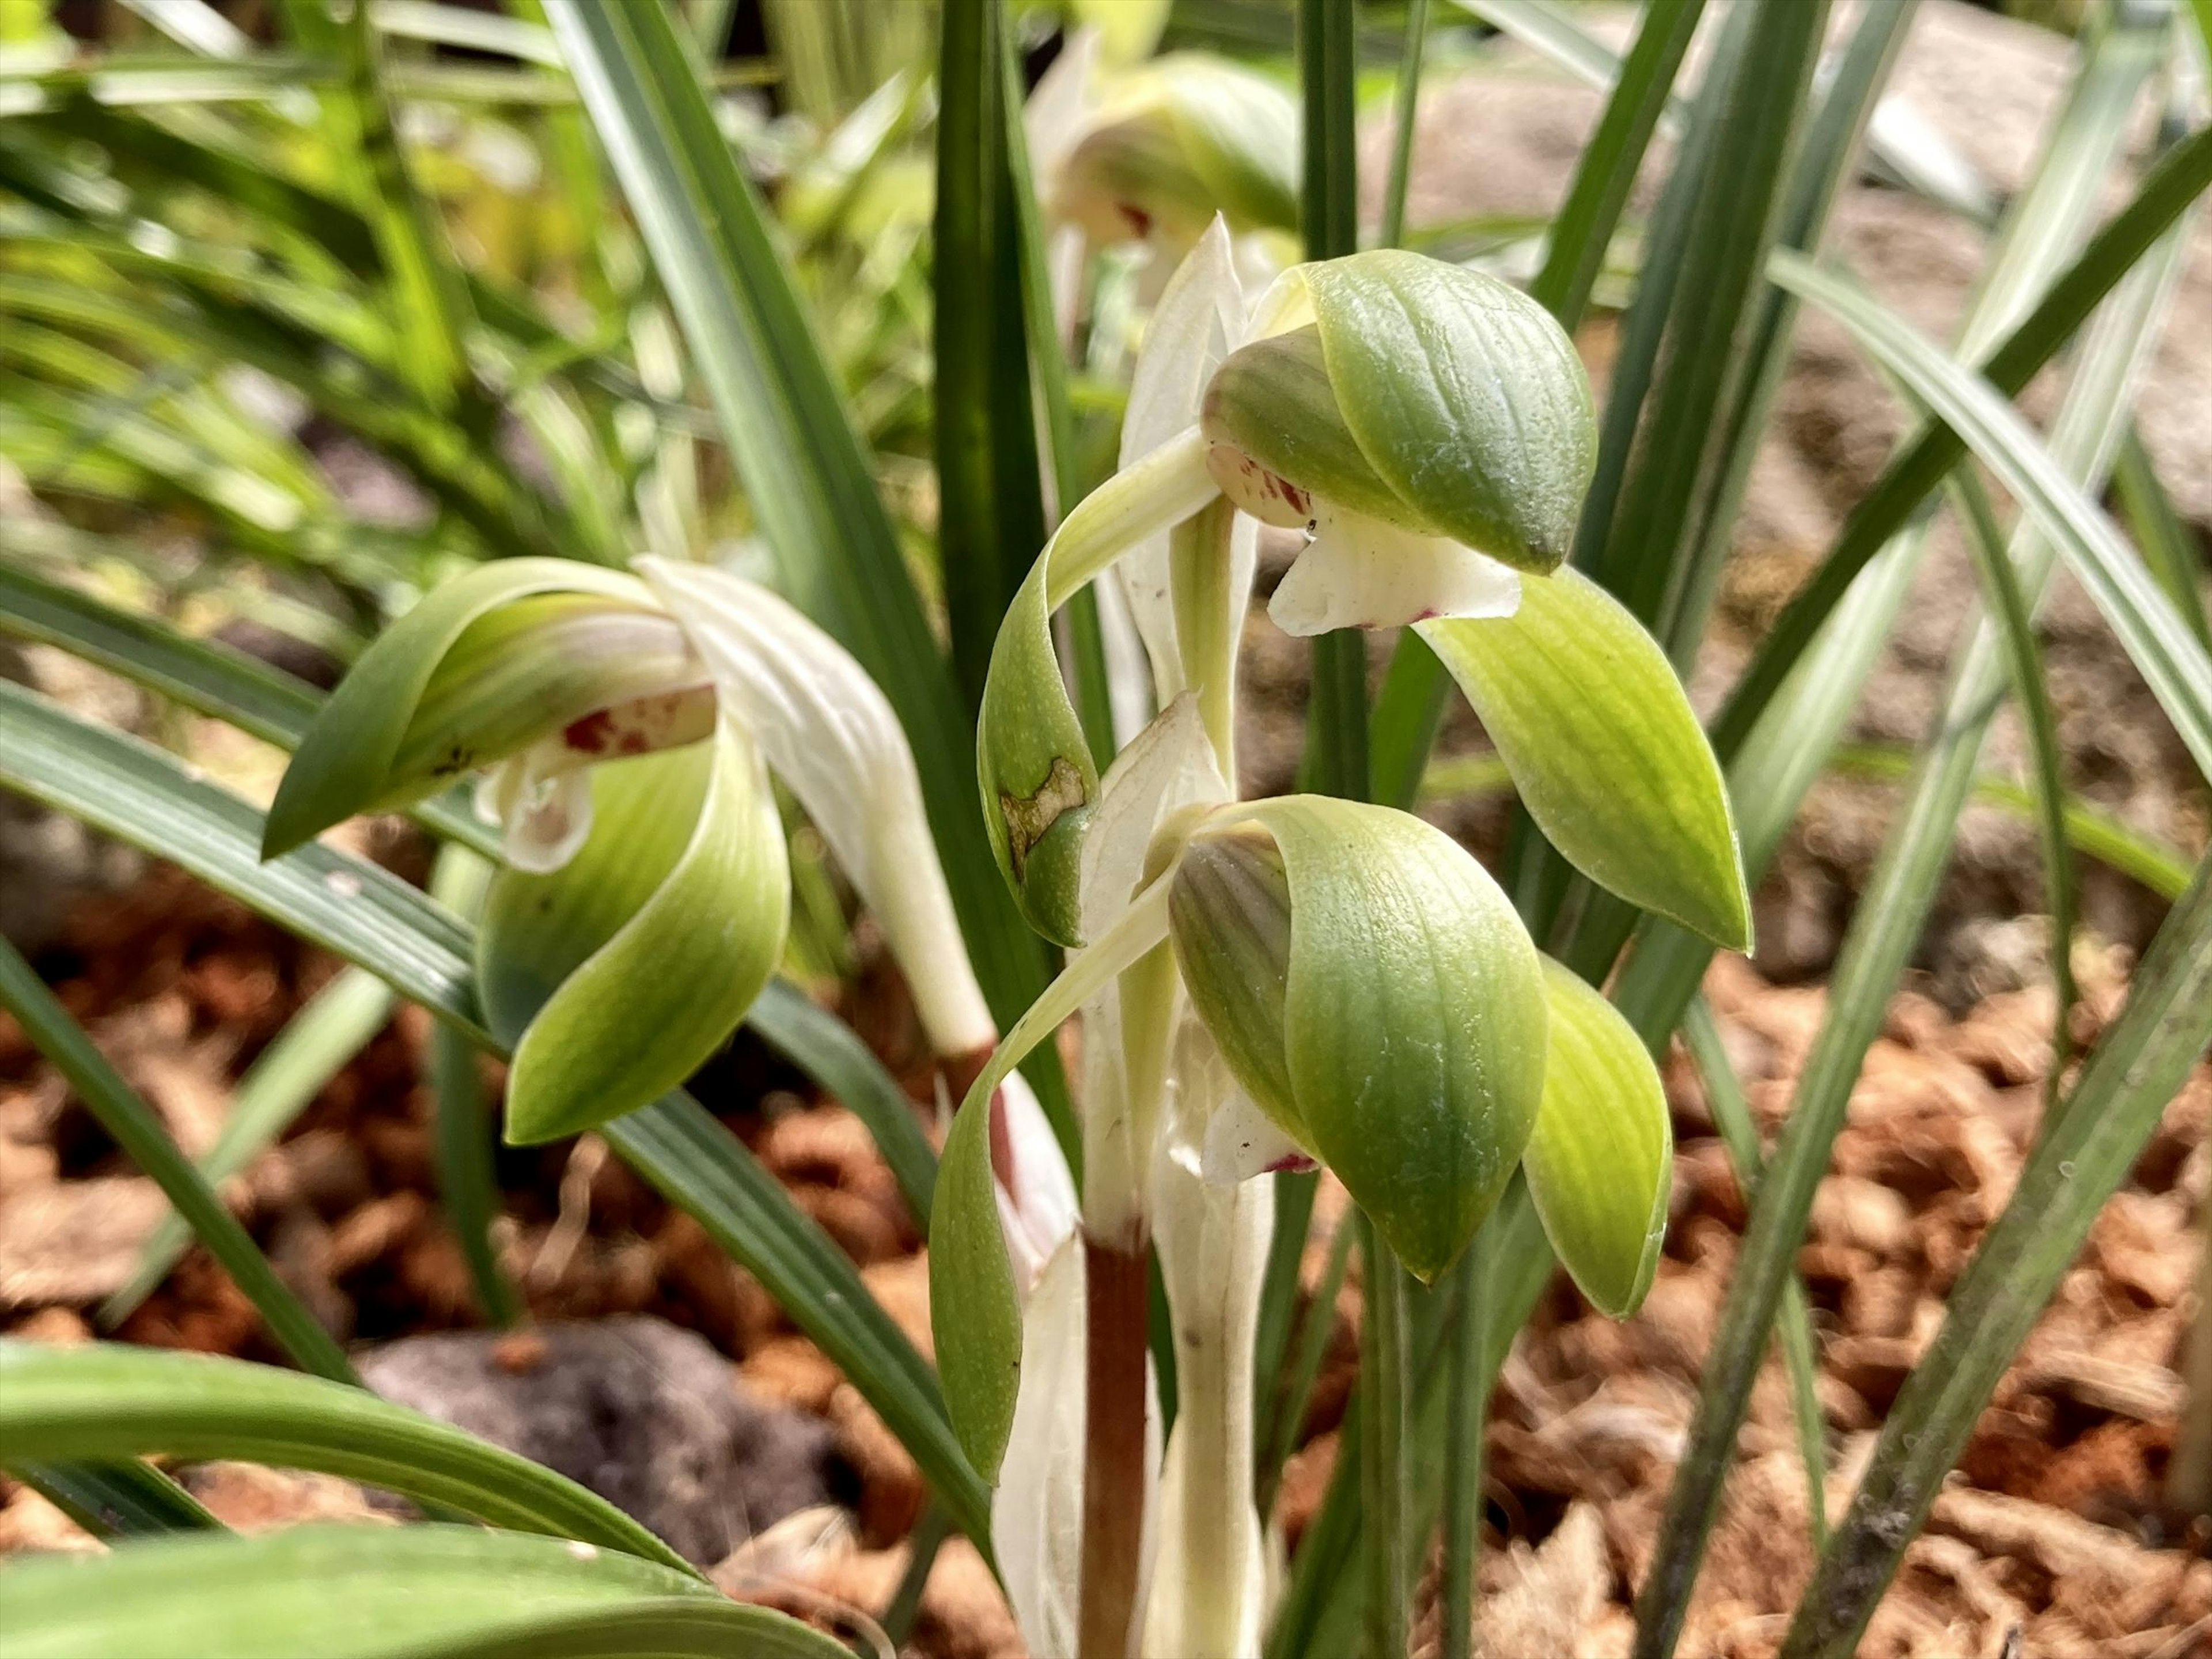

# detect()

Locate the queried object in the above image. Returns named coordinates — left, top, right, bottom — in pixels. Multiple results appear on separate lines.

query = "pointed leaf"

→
left=0, top=1525, right=851, bottom=1659
left=1419, top=569, right=1750, bottom=948
left=1522, top=957, right=1669, bottom=1317
left=479, top=726, right=788, bottom=1144
left=1236, top=797, right=1547, bottom=1282
left=0, top=1342, right=694, bottom=1571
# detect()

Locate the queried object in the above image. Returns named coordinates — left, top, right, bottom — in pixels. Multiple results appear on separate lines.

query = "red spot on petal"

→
left=563, top=709, right=615, bottom=754
left=1264, top=1151, right=1320, bottom=1175
left=1118, top=201, right=1153, bottom=238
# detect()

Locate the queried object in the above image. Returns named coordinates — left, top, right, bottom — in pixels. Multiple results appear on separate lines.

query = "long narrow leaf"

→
left=0, top=1523, right=848, bottom=1659
left=7, top=1460, right=221, bottom=1539
left=103, top=965, right=397, bottom=1328
left=1774, top=250, right=2212, bottom=783
left=1783, top=851, right=2212, bottom=1656
left=0, top=940, right=354, bottom=1383
left=0, top=1342, right=694, bottom=1571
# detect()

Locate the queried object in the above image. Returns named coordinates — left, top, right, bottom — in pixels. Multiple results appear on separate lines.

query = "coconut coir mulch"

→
left=0, top=864, right=2206, bottom=1659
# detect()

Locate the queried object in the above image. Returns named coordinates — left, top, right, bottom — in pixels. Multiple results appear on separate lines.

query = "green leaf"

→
left=1783, top=852, right=2212, bottom=1657
left=6, top=1461, right=221, bottom=1540
left=1771, top=250, right=2212, bottom=783
left=104, top=965, right=396, bottom=1328
left=930, top=1070, right=1024, bottom=1482
left=1237, top=797, right=1547, bottom=1283
left=934, top=0, right=1047, bottom=711
left=0, top=1524, right=849, bottom=1659
left=1301, top=251, right=1597, bottom=572
left=1418, top=569, right=1749, bottom=949
left=263, top=558, right=656, bottom=858
left=479, top=728, right=789, bottom=1144
left=1522, top=957, right=1669, bottom=1317
left=0, top=1342, right=695, bottom=1572
left=0, top=941, right=355, bottom=1384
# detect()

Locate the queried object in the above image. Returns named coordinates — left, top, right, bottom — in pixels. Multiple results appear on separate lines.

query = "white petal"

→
left=1142, top=1024, right=1274, bottom=1658
left=1116, top=219, right=1247, bottom=707
left=639, top=558, right=995, bottom=1058
left=480, top=740, right=594, bottom=874
left=994, top=1237, right=1088, bottom=1659
left=1267, top=503, right=1524, bottom=637
left=1201, top=1086, right=1315, bottom=1185
left=1025, top=25, right=1099, bottom=187
left=993, top=1070, right=1079, bottom=1300
left=1078, top=694, right=1228, bottom=939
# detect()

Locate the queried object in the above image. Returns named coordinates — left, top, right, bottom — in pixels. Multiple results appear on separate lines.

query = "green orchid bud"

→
left=1166, top=797, right=1548, bottom=1282
left=263, top=559, right=711, bottom=863
left=1202, top=250, right=1596, bottom=576
left=1046, top=55, right=1298, bottom=251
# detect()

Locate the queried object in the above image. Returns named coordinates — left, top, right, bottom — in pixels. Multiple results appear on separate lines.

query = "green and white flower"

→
left=265, top=555, right=995, bottom=1141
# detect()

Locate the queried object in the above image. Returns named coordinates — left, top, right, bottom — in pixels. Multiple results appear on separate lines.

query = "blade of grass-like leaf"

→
left=1664, top=0, right=1918, bottom=664
left=0, top=941, right=354, bottom=1383
left=101, top=965, right=396, bottom=1329
left=1633, top=199, right=2191, bottom=1659
left=372, top=1, right=562, bottom=66
left=750, top=977, right=937, bottom=1229
left=0, top=685, right=990, bottom=1547
left=1680, top=997, right=1828, bottom=1550
left=280, top=0, right=475, bottom=412
left=1438, top=1233, right=1484, bottom=1659
left=1419, top=744, right=2196, bottom=903
left=0, top=1523, right=849, bottom=1659
left=1710, top=104, right=2209, bottom=769
left=8, top=1460, right=221, bottom=1539
left=1255, top=1205, right=1354, bottom=1518
left=0, top=1342, right=694, bottom=1570
left=2113, top=423, right=2211, bottom=651
left=0, top=557, right=498, bottom=857
left=935, top=0, right=1048, bottom=713
left=1773, top=250, right=2212, bottom=783
left=1367, top=0, right=1705, bottom=813
left=1781, top=850, right=2212, bottom=1657
left=1947, top=466, right=2078, bottom=1088
left=1378, top=0, right=1430, bottom=250
left=427, top=846, right=524, bottom=1328
left=540, top=0, right=1062, bottom=1075
left=1588, top=0, right=1831, bottom=632
left=1609, top=20, right=2184, bottom=1070
left=1249, top=1164, right=1319, bottom=1469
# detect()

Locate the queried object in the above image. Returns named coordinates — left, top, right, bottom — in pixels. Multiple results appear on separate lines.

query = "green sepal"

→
left=1522, top=957, right=1671, bottom=1317
left=1419, top=569, right=1751, bottom=950
left=262, top=558, right=661, bottom=859
left=476, top=721, right=789, bottom=1145
left=930, top=1075, right=1023, bottom=1482
left=1228, top=797, right=1548, bottom=1282
left=1167, top=824, right=1303, bottom=1142
left=1155, top=56, right=1299, bottom=234
left=1203, top=327, right=1410, bottom=529
left=1301, top=250, right=1596, bottom=571
left=976, top=429, right=1217, bottom=945
left=978, top=556, right=1099, bottom=947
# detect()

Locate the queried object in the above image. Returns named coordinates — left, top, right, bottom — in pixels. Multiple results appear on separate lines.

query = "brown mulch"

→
left=0, top=865, right=2206, bottom=1659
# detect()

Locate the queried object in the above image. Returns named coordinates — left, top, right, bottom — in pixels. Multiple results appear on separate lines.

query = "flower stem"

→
left=1080, top=1234, right=1152, bottom=1659
left=1358, top=1212, right=1411, bottom=1659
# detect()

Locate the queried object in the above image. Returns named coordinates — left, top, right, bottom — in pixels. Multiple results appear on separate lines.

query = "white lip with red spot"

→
left=1203, top=441, right=1312, bottom=529
left=1267, top=499, right=1522, bottom=638
left=559, top=683, right=717, bottom=760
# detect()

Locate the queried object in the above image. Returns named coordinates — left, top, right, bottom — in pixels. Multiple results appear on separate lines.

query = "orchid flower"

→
left=263, top=556, right=994, bottom=1142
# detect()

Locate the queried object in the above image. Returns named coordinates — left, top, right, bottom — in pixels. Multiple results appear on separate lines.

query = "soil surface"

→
left=1, top=865, right=2205, bottom=1658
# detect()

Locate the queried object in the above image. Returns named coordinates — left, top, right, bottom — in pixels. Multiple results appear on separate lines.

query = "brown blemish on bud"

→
left=998, top=753, right=1087, bottom=881
left=562, top=683, right=717, bottom=760
left=1204, top=441, right=1312, bottom=531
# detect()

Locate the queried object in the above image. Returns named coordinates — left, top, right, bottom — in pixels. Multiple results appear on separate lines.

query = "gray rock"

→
left=359, top=1316, right=844, bottom=1565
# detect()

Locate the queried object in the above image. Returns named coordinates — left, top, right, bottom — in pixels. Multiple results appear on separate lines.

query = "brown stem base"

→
left=1080, top=1236, right=1151, bottom=1659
